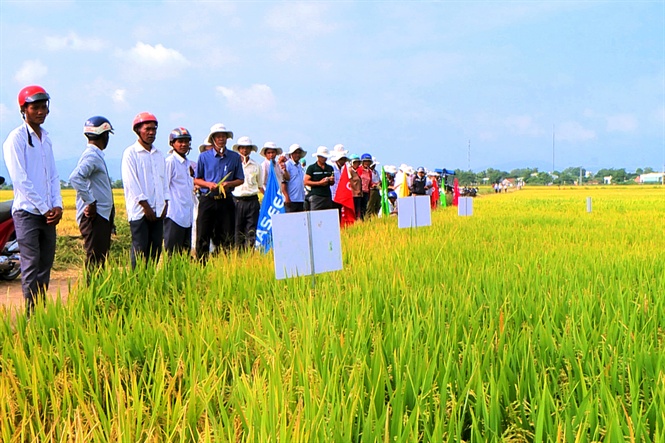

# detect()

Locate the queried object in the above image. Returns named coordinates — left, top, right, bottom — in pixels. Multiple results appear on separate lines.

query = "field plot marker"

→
left=458, top=197, right=474, bottom=216
left=398, top=196, right=431, bottom=228
left=271, top=209, right=343, bottom=285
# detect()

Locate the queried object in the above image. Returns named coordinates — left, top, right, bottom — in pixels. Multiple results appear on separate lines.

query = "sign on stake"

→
left=272, top=209, right=343, bottom=283
left=398, top=196, right=431, bottom=228
left=458, top=197, right=474, bottom=216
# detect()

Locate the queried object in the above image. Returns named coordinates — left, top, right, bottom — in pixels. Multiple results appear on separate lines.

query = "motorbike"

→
left=0, top=177, right=21, bottom=281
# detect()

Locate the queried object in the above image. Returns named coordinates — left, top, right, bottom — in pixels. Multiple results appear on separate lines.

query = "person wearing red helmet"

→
left=69, top=116, right=116, bottom=270
left=2, top=85, right=63, bottom=315
left=121, top=112, right=170, bottom=268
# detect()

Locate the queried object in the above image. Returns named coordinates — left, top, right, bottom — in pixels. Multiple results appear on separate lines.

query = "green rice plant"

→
left=0, top=186, right=664, bottom=441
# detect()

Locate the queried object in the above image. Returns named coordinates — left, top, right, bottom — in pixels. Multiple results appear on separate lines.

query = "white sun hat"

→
left=206, top=123, right=233, bottom=144
left=260, top=141, right=283, bottom=157
left=232, top=136, right=257, bottom=152
left=287, top=143, right=307, bottom=156
left=311, top=146, right=331, bottom=158
left=384, top=165, right=398, bottom=174
left=330, top=143, right=349, bottom=161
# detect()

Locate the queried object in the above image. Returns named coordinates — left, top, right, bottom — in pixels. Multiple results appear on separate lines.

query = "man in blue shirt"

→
left=194, top=123, right=244, bottom=260
left=69, top=116, right=115, bottom=269
left=282, top=144, right=307, bottom=213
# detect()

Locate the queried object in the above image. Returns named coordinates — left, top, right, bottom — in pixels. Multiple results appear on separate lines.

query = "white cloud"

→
left=116, top=42, right=190, bottom=81
left=557, top=121, right=596, bottom=142
left=265, top=2, right=336, bottom=35
left=14, top=60, right=48, bottom=84
left=112, top=89, right=127, bottom=104
left=216, top=84, right=276, bottom=114
left=45, top=32, right=106, bottom=51
left=606, top=114, right=637, bottom=133
left=0, top=103, right=11, bottom=123
left=504, top=115, right=541, bottom=136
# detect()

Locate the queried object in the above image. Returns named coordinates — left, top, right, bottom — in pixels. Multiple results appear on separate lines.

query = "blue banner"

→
left=255, top=164, right=285, bottom=252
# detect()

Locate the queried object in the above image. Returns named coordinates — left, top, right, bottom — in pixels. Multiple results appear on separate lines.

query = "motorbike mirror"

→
left=0, top=177, right=5, bottom=185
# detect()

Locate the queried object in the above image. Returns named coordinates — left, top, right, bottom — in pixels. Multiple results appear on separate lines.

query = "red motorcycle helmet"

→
left=132, top=112, right=158, bottom=131
left=18, top=85, right=50, bottom=109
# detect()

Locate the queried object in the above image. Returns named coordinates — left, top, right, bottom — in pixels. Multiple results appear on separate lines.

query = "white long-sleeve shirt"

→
left=164, top=152, right=195, bottom=228
left=121, top=141, right=170, bottom=222
left=69, top=144, right=114, bottom=223
left=2, top=122, right=62, bottom=215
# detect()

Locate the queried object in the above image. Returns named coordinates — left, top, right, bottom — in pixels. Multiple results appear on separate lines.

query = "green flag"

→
left=440, top=181, right=447, bottom=207
left=381, top=166, right=390, bottom=216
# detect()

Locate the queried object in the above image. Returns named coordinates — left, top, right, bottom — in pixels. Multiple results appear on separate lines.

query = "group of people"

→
left=2, top=85, right=443, bottom=313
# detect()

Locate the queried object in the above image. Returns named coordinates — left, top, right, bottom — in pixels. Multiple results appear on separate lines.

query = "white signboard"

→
left=272, top=209, right=343, bottom=279
left=458, top=197, right=474, bottom=216
left=397, top=196, right=431, bottom=228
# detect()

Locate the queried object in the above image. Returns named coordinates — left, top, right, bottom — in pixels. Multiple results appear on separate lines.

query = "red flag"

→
left=431, top=179, right=440, bottom=209
left=333, top=165, right=356, bottom=227
left=453, top=177, right=460, bottom=207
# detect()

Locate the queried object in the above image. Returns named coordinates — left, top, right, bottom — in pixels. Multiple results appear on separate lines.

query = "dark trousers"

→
left=360, top=192, right=369, bottom=219
left=196, top=196, right=235, bottom=260
left=285, top=201, right=304, bottom=213
left=13, top=210, right=56, bottom=313
left=164, top=217, right=192, bottom=256
left=367, top=188, right=381, bottom=217
left=353, top=196, right=363, bottom=220
left=129, top=217, right=164, bottom=269
left=79, top=209, right=114, bottom=269
left=234, top=196, right=260, bottom=250
left=308, top=195, right=333, bottom=211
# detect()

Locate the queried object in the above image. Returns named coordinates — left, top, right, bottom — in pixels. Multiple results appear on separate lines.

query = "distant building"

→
left=603, top=176, right=612, bottom=185
left=637, top=172, right=664, bottom=184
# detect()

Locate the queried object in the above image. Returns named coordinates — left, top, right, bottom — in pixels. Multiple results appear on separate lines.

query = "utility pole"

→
left=467, top=140, right=471, bottom=171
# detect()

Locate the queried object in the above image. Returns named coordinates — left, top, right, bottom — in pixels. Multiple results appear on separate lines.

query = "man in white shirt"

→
left=69, top=116, right=115, bottom=270
left=121, top=112, right=170, bottom=268
left=164, top=127, right=195, bottom=256
left=231, top=137, right=263, bottom=250
left=2, top=85, right=62, bottom=314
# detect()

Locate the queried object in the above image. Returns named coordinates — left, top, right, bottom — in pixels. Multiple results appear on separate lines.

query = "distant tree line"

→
left=453, top=167, right=661, bottom=186
left=1, top=170, right=660, bottom=191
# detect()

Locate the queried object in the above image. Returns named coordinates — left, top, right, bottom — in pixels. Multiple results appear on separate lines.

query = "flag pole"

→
left=306, top=210, right=316, bottom=289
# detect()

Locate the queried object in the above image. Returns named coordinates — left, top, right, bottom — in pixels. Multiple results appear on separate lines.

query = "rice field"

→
left=0, top=186, right=664, bottom=442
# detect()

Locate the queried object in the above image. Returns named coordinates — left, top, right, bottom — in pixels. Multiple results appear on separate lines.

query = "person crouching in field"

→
left=122, top=112, right=170, bottom=269
left=164, top=127, right=196, bottom=256
left=69, top=116, right=115, bottom=270
left=3, top=85, right=62, bottom=315
left=231, top=137, right=262, bottom=250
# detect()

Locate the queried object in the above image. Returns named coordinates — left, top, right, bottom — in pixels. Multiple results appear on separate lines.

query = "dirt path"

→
left=0, top=270, right=78, bottom=313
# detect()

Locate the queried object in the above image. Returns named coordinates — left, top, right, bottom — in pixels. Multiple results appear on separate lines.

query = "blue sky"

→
left=1, top=0, right=663, bottom=182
